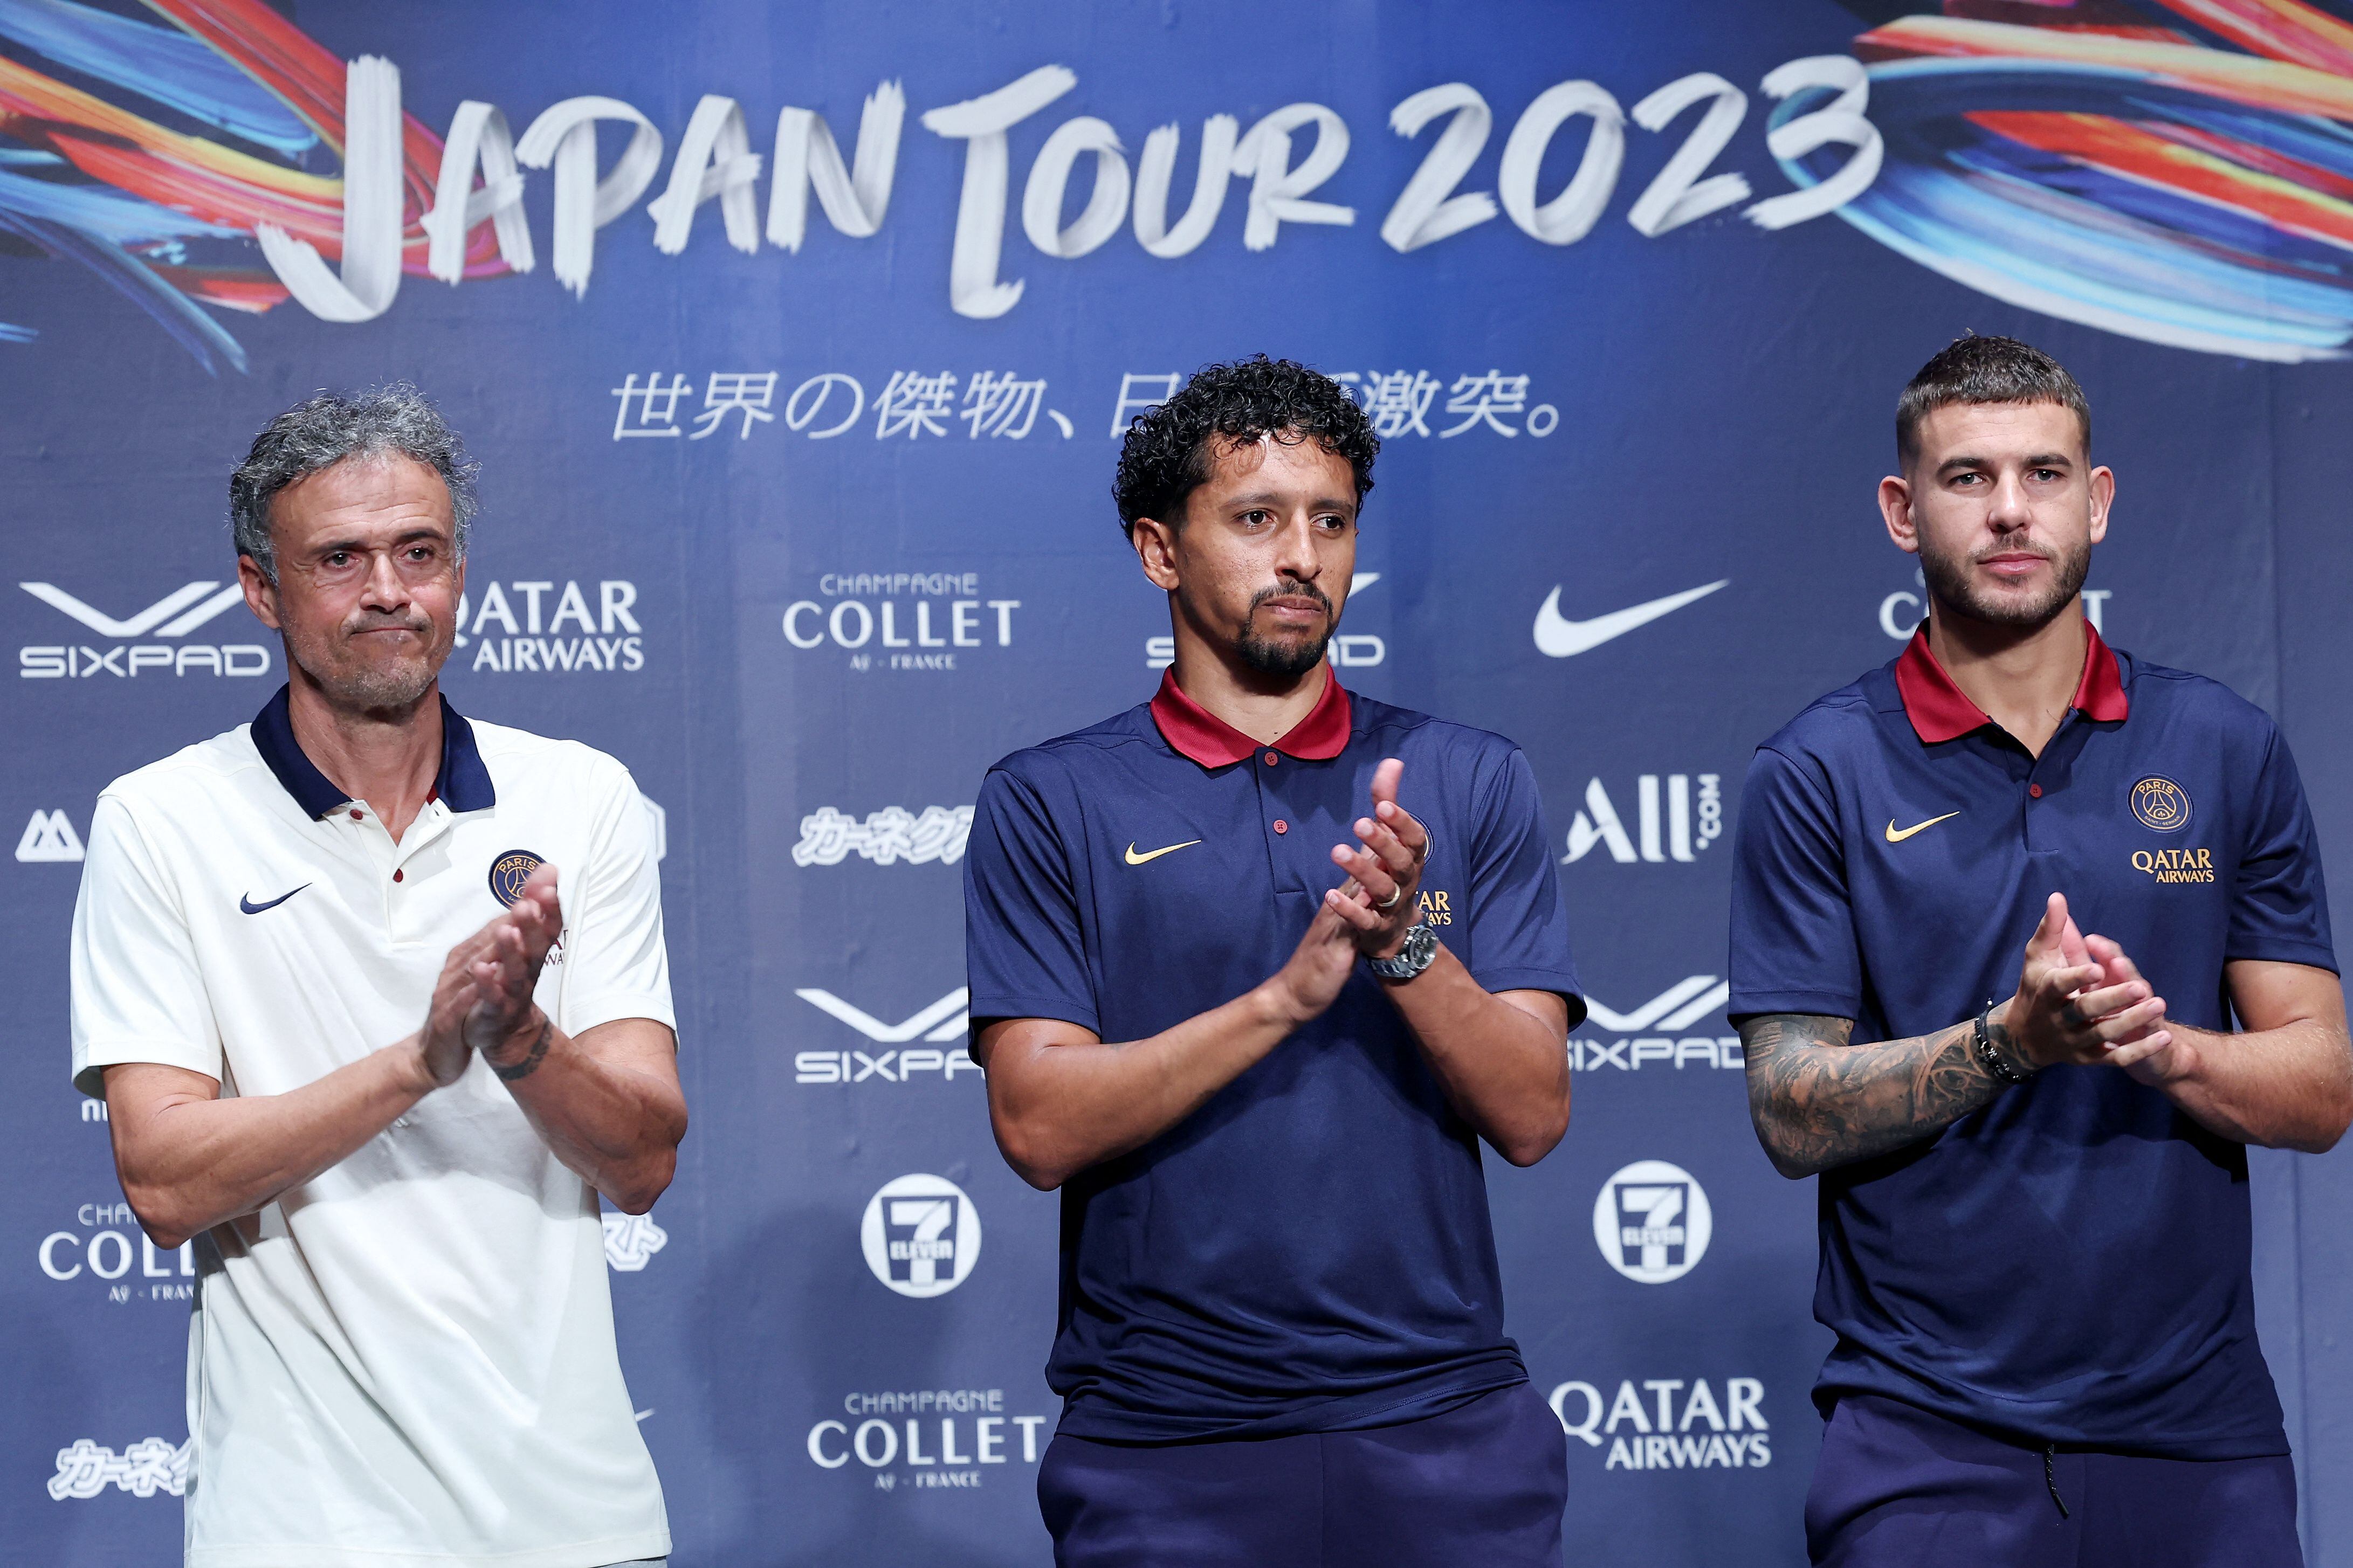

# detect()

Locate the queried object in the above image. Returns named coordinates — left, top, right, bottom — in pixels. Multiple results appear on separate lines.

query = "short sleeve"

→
left=2226, top=728, right=2337, bottom=972
left=964, top=764, right=1097, bottom=1032
left=1728, top=744, right=1863, bottom=1020
left=1461, top=747, right=1584, bottom=1023
left=71, top=793, right=221, bottom=1097
left=553, top=760, right=677, bottom=1038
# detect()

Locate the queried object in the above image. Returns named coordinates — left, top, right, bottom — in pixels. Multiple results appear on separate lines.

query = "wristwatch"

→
left=1367, top=920, right=1440, bottom=983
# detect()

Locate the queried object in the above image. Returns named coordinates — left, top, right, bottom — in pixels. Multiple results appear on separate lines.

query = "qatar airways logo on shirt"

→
left=456, top=578, right=645, bottom=674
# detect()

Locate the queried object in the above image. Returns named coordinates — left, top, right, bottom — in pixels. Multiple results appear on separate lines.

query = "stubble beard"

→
left=284, top=613, right=448, bottom=714
left=1919, top=534, right=2090, bottom=632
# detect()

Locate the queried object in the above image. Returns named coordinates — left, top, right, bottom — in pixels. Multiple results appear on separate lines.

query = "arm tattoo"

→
left=491, top=1016, right=555, bottom=1082
left=1740, top=1012, right=2025, bottom=1178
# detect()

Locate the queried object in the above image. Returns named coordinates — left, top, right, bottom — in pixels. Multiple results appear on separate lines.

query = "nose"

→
left=1271, top=512, right=1322, bottom=584
left=359, top=549, right=409, bottom=611
left=1987, top=470, right=2034, bottom=534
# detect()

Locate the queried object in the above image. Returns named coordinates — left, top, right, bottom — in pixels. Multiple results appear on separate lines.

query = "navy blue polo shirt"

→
left=965, top=667, right=1582, bottom=1443
left=1729, top=623, right=2336, bottom=1459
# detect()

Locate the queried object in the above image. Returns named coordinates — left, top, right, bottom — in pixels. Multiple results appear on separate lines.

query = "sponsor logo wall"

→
left=5, top=4, right=2350, bottom=1567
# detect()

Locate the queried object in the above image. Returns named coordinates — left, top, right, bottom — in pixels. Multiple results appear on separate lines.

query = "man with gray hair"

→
left=70, top=385, right=686, bottom=1568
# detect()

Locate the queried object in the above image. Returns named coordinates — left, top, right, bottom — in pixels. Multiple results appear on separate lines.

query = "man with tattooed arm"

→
left=1728, top=336, right=2350, bottom=1567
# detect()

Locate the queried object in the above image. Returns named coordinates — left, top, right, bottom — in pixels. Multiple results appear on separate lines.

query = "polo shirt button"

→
left=2028, top=784, right=2043, bottom=799
left=349, top=809, right=364, bottom=821
left=1272, top=819, right=1289, bottom=834
left=393, top=869, right=404, bottom=883
left=1264, top=751, right=1279, bottom=766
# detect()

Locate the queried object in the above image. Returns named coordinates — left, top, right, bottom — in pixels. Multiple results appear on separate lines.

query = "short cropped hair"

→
left=1897, top=335, right=2090, bottom=466
left=229, top=384, right=478, bottom=583
left=1113, top=356, right=1378, bottom=536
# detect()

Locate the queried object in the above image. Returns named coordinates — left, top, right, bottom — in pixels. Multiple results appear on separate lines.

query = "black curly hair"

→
left=1113, top=356, right=1378, bottom=536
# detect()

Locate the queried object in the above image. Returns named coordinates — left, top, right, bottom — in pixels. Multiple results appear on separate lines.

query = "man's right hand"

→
left=414, top=927, right=495, bottom=1090
left=1998, top=892, right=2169, bottom=1070
left=1263, top=884, right=1373, bottom=1027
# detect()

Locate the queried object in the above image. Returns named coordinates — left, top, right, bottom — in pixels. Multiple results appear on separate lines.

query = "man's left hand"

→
left=465, top=864, right=565, bottom=1062
left=2082, top=934, right=2198, bottom=1087
left=1327, top=758, right=1429, bottom=960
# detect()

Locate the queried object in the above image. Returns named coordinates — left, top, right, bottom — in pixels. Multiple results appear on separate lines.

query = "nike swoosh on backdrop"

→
left=239, top=883, right=310, bottom=914
left=1124, top=839, right=1201, bottom=866
left=1532, top=580, right=1730, bottom=658
left=1884, top=812, right=1960, bottom=844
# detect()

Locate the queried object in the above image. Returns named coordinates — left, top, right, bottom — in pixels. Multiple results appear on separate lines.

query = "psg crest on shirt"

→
left=488, top=851, right=547, bottom=907
left=2129, top=777, right=2192, bottom=834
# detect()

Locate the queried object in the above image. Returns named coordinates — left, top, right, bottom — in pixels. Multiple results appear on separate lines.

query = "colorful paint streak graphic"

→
left=4, top=0, right=2353, bottom=366
left=0, top=0, right=511, bottom=373
left=1808, top=0, right=2353, bottom=360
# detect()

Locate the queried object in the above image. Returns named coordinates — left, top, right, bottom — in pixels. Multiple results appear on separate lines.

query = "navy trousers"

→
left=1807, top=1393, right=2302, bottom=1567
left=1038, top=1381, right=1567, bottom=1567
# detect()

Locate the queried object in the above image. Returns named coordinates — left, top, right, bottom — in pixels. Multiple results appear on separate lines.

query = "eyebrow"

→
left=1937, top=452, right=2074, bottom=476
left=312, top=526, right=449, bottom=554
left=1226, top=491, right=1357, bottom=513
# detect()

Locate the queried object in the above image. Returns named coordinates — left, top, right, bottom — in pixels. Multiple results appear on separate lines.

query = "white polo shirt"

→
left=70, top=687, right=673, bottom=1568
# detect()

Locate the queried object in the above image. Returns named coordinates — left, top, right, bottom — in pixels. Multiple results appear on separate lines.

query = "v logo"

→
left=795, top=987, right=971, bottom=1043
left=20, top=582, right=245, bottom=638
left=1583, top=975, right=1730, bottom=1033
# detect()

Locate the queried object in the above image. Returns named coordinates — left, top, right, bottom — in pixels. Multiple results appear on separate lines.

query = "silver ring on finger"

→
left=1374, top=887, right=1402, bottom=911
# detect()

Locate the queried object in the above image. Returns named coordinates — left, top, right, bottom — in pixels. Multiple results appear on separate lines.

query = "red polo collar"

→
left=1150, top=666, right=1353, bottom=767
left=1895, top=619, right=2129, bottom=744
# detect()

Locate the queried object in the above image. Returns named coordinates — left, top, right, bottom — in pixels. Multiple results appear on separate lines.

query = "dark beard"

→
left=1919, top=536, right=2090, bottom=630
left=1236, top=626, right=1331, bottom=681
left=1234, top=578, right=1336, bottom=680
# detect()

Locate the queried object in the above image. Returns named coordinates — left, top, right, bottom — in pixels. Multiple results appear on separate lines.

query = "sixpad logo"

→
left=862, top=1174, right=981, bottom=1298
left=794, top=987, right=980, bottom=1085
left=457, top=579, right=644, bottom=674
left=18, top=581, right=271, bottom=680
left=1593, top=1161, right=1711, bottom=1284
left=1572, top=975, right=1740, bottom=1074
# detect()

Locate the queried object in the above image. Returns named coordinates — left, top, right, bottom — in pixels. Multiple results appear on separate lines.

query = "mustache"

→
left=341, top=611, right=435, bottom=637
left=1247, top=580, right=1333, bottom=618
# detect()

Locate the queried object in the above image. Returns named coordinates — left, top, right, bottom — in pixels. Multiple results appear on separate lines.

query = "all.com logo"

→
left=1592, top=1160, right=1712, bottom=1284
left=861, top=1174, right=981, bottom=1298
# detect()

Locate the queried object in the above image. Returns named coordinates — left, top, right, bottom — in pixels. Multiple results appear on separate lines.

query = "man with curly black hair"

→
left=963, top=356, right=1584, bottom=1565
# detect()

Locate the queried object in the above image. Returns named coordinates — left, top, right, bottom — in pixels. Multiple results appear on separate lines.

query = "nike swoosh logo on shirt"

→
left=1124, top=839, right=1202, bottom=866
left=239, top=883, right=310, bottom=914
left=1884, top=812, right=1960, bottom=844
left=1532, top=580, right=1730, bottom=657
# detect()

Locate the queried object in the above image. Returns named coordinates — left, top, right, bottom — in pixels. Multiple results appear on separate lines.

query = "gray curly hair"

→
left=229, top=384, right=479, bottom=583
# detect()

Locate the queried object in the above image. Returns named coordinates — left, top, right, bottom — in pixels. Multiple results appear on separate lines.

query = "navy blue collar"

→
left=250, top=684, right=496, bottom=819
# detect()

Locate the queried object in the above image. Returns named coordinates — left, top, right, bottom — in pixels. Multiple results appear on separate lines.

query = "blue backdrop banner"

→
left=5, top=2, right=2351, bottom=1564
